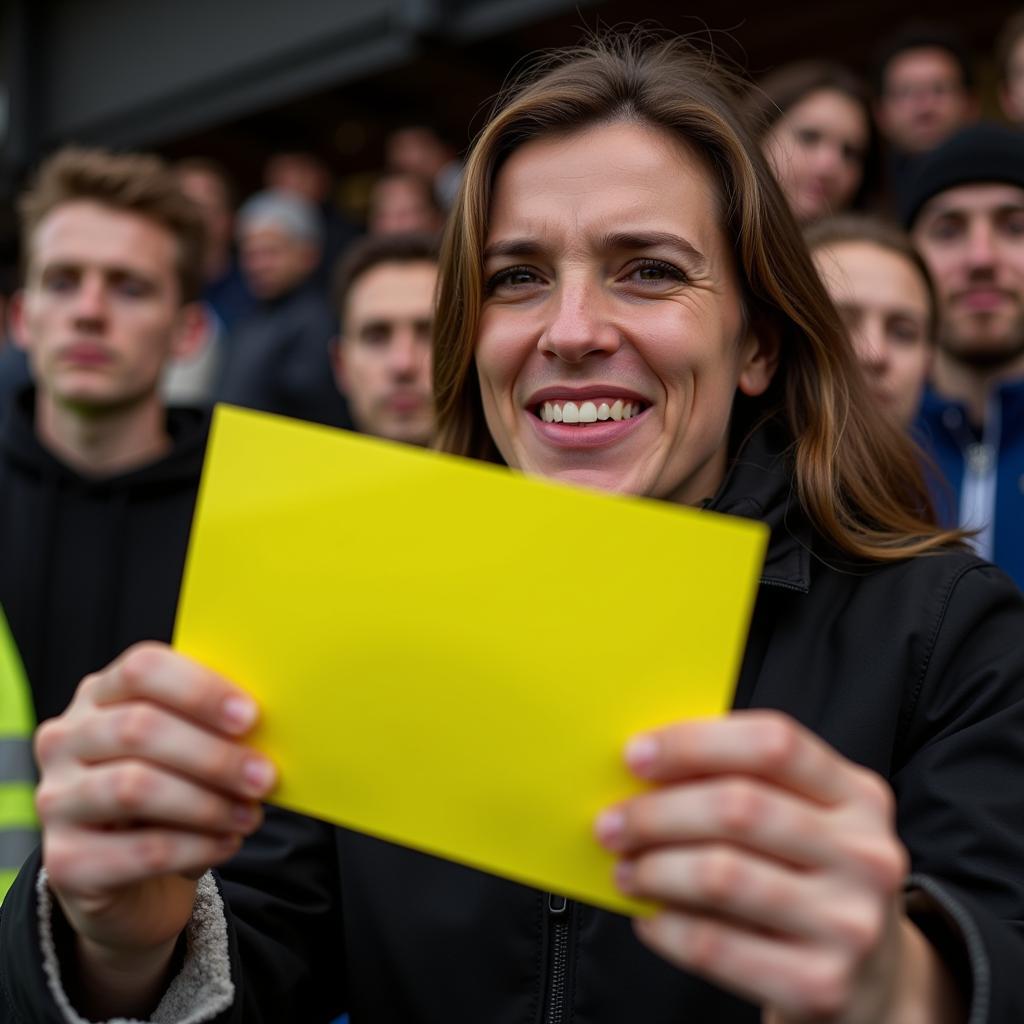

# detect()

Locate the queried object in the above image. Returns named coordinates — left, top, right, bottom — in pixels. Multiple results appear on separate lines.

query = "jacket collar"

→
left=706, top=417, right=813, bottom=593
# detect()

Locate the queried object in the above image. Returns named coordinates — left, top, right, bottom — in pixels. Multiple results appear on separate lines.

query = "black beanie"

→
left=899, top=122, right=1024, bottom=228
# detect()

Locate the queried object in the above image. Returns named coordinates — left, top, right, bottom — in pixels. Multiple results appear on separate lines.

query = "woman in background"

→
left=806, top=214, right=935, bottom=428
left=750, top=61, right=877, bottom=224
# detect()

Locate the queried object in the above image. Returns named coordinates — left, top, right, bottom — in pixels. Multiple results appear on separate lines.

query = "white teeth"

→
left=537, top=398, right=645, bottom=425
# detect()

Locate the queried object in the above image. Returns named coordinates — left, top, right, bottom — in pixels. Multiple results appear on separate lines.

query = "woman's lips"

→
left=526, top=404, right=649, bottom=449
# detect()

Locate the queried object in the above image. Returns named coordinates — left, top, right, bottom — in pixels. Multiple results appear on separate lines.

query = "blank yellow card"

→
left=174, top=405, right=767, bottom=916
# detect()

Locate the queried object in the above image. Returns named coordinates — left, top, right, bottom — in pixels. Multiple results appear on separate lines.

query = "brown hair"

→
left=19, top=147, right=206, bottom=304
left=434, top=33, right=963, bottom=562
left=333, top=231, right=441, bottom=327
left=804, top=213, right=938, bottom=340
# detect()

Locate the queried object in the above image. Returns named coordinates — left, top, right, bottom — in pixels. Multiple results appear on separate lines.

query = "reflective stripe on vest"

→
left=0, top=737, right=34, bottom=783
left=0, top=608, right=37, bottom=899
left=0, top=827, right=37, bottom=872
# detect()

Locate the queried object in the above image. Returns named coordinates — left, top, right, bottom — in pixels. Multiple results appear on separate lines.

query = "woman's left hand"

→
left=595, top=709, right=962, bottom=1023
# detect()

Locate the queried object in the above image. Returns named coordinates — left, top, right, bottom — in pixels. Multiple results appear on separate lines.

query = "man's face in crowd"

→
left=176, top=168, right=233, bottom=272
left=333, top=261, right=437, bottom=446
left=13, top=199, right=196, bottom=411
left=369, top=177, right=442, bottom=237
left=877, top=47, right=974, bottom=154
left=913, top=183, right=1024, bottom=369
left=265, top=153, right=331, bottom=206
left=239, top=223, right=318, bottom=300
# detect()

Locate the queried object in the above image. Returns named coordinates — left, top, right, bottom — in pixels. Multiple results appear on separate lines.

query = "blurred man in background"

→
left=903, top=123, right=1024, bottom=588
left=265, top=150, right=357, bottom=290
left=872, top=24, right=978, bottom=209
left=385, top=125, right=462, bottom=210
left=332, top=233, right=438, bottom=447
left=174, top=158, right=253, bottom=334
left=0, top=147, right=209, bottom=720
left=367, top=171, right=444, bottom=237
left=168, top=157, right=253, bottom=405
left=218, top=189, right=348, bottom=427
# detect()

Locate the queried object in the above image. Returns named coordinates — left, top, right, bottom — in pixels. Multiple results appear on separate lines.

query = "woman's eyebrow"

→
left=482, top=238, right=546, bottom=261
left=601, top=231, right=708, bottom=270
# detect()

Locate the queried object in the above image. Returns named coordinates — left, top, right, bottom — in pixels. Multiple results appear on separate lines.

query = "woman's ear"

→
left=737, top=319, right=781, bottom=398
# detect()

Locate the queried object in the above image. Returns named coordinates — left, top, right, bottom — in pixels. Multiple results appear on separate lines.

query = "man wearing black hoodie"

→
left=0, top=147, right=209, bottom=722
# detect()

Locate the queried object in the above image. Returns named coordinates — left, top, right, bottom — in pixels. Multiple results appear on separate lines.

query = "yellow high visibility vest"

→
left=0, top=606, right=37, bottom=900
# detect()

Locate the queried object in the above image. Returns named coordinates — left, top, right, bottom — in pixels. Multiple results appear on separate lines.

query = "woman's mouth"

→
left=535, top=398, right=647, bottom=424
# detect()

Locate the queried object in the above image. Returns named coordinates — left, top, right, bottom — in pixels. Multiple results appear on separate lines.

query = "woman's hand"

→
left=33, top=642, right=276, bottom=1016
left=595, top=710, right=964, bottom=1023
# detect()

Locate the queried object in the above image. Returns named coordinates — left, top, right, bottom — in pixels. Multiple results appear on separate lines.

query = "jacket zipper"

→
left=544, top=893, right=571, bottom=1024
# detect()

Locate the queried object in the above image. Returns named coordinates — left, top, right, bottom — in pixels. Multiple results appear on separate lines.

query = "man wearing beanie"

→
left=903, top=122, right=1024, bottom=589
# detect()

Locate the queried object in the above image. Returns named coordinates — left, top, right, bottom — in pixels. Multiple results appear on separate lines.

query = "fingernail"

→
left=625, top=735, right=659, bottom=776
left=242, top=756, right=276, bottom=795
left=222, top=695, right=258, bottom=732
left=615, top=861, right=635, bottom=892
left=595, top=808, right=626, bottom=848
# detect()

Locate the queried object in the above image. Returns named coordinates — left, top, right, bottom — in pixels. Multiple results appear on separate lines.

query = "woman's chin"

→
left=524, top=463, right=649, bottom=497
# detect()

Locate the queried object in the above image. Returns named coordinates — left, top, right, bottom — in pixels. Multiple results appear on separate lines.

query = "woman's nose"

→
left=537, top=278, right=621, bottom=362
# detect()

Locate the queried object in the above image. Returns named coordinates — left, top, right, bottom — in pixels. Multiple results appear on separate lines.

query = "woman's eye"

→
left=485, top=265, right=541, bottom=293
left=627, top=259, right=686, bottom=285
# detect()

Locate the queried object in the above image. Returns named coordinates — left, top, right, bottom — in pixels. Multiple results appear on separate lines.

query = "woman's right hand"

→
left=33, top=642, right=275, bottom=1010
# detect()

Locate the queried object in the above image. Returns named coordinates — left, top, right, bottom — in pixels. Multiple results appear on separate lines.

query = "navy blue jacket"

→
left=916, top=379, right=1024, bottom=591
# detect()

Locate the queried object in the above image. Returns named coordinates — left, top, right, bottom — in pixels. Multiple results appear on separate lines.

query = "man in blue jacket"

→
left=903, top=122, right=1024, bottom=589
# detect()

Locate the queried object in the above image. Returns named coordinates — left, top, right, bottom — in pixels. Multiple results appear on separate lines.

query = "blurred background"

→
left=0, top=0, right=1012, bottom=275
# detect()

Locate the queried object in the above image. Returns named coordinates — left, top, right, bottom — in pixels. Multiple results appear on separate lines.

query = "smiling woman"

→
left=5, top=32, right=1024, bottom=1024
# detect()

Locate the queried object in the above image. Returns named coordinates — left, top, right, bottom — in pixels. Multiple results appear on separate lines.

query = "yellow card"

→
left=174, top=405, right=767, bottom=916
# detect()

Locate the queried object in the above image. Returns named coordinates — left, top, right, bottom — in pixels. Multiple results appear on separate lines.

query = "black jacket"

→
left=0, top=388, right=209, bottom=722
left=4, top=420, right=1024, bottom=1022
left=216, top=279, right=350, bottom=429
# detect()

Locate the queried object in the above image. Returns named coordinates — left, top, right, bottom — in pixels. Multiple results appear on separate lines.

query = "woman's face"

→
left=762, top=89, right=869, bottom=224
left=475, top=121, right=777, bottom=506
left=812, top=240, right=933, bottom=428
